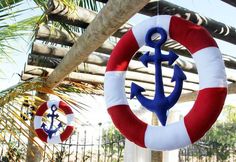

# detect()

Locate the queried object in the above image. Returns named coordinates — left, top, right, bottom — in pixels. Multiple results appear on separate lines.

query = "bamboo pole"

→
left=44, top=0, right=150, bottom=89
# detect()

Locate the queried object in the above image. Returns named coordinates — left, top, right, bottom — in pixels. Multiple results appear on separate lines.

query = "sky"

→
left=0, top=0, right=235, bottom=125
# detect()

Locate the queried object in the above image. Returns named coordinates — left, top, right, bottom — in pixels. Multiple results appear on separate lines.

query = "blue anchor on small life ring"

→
left=130, top=27, right=187, bottom=126
left=41, top=104, right=63, bottom=139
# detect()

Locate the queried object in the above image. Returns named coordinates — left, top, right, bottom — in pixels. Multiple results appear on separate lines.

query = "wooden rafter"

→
left=44, top=5, right=236, bottom=69
left=31, top=40, right=236, bottom=82
left=44, top=0, right=150, bottom=89
left=27, top=54, right=199, bottom=91
left=23, top=65, right=196, bottom=96
left=221, top=0, right=236, bottom=7
left=23, top=0, right=236, bottom=105
left=179, top=82, right=236, bottom=103
left=96, top=0, right=236, bottom=45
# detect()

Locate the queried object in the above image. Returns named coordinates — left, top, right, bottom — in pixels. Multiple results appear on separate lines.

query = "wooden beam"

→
left=45, top=0, right=150, bottom=88
left=97, top=0, right=236, bottom=45
left=221, top=0, right=236, bottom=7
left=31, top=43, right=236, bottom=82
left=46, top=1, right=191, bottom=57
left=228, top=82, right=236, bottom=94
left=35, top=25, right=115, bottom=54
left=30, top=43, right=200, bottom=84
left=24, top=65, right=193, bottom=94
left=37, top=24, right=236, bottom=71
left=178, top=91, right=198, bottom=103
left=22, top=73, right=155, bottom=97
left=47, top=0, right=132, bottom=38
left=179, top=82, right=236, bottom=103
left=27, top=54, right=199, bottom=91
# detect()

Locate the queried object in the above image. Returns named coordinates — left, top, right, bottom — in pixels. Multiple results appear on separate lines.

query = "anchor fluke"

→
left=167, top=51, right=178, bottom=66
left=167, top=65, right=187, bottom=108
left=41, top=123, right=47, bottom=129
left=171, top=65, right=187, bottom=82
left=139, top=52, right=151, bottom=67
left=130, top=82, right=145, bottom=99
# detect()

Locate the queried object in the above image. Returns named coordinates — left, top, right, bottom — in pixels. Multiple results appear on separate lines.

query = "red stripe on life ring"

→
left=108, top=105, right=148, bottom=147
left=35, top=128, right=48, bottom=142
left=36, top=102, right=48, bottom=116
left=59, top=101, right=73, bottom=114
left=184, top=87, right=227, bottom=143
left=106, top=30, right=139, bottom=72
left=60, top=125, right=74, bottom=142
left=169, top=16, right=218, bottom=54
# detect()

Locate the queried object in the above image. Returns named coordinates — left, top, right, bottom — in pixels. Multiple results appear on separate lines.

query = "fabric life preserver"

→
left=34, top=100, right=74, bottom=144
left=104, top=15, right=227, bottom=151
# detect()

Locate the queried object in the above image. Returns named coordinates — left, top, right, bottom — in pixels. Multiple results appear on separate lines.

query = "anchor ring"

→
left=34, top=100, right=74, bottom=144
left=104, top=15, right=227, bottom=150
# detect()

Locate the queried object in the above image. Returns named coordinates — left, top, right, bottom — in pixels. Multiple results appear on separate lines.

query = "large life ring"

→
left=34, top=100, right=74, bottom=144
left=104, top=15, right=227, bottom=150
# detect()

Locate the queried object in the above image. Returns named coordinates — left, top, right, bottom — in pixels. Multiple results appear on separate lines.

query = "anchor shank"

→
left=154, top=57, right=165, bottom=99
left=49, top=115, right=55, bottom=130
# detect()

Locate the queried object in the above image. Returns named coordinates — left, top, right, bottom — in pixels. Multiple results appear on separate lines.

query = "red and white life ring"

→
left=34, top=100, right=74, bottom=144
left=104, top=15, right=227, bottom=150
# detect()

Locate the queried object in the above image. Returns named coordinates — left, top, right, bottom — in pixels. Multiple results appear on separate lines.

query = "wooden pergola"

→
left=22, top=0, right=236, bottom=102
left=20, top=0, right=236, bottom=161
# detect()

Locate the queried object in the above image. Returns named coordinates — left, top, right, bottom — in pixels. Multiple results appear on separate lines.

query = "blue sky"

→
left=0, top=0, right=236, bottom=91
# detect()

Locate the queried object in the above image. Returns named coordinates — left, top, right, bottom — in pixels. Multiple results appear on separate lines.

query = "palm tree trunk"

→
left=44, top=0, right=150, bottom=89
left=26, top=92, right=48, bottom=162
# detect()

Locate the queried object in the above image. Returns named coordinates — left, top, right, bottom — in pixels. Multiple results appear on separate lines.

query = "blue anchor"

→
left=130, top=27, right=187, bottom=126
left=42, top=104, right=62, bottom=139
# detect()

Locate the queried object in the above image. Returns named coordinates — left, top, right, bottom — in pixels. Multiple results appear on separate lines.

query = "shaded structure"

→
left=22, top=0, right=236, bottom=101
left=18, top=0, right=236, bottom=162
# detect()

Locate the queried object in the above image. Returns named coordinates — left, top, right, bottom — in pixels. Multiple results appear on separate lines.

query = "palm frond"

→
left=0, top=74, right=102, bottom=159
left=0, top=0, right=24, bottom=9
left=0, top=0, right=103, bottom=160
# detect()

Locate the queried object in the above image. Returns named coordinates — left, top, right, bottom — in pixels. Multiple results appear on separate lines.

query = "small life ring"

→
left=104, top=15, right=227, bottom=150
left=34, top=100, right=74, bottom=144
